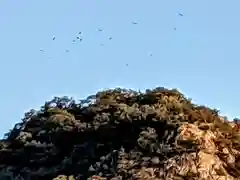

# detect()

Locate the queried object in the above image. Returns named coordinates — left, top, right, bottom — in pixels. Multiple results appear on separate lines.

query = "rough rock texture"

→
left=0, top=87, right=240, bottom=180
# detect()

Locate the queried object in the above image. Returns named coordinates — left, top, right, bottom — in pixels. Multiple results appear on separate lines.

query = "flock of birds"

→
left=40, top=13, right=184, bottom=66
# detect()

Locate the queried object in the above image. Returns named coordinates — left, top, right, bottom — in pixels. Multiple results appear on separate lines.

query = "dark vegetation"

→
left=0, top=87, right=240, bottom=180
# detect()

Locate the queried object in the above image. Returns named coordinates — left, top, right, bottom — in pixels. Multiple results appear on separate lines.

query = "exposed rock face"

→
left=0, top=87, right=240, bottom=180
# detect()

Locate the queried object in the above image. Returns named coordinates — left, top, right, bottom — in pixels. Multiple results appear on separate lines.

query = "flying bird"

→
left=78, top=32, right=82, bottom=34
left=76, top=37, right=82, bottom=41
left=66, top=50, right=69, bottom=52
left=178, top=13, right=183, bottom=16
left=174, top=28, right=177, bottom=30
left=72, top=40, right=76, bottom=43
left=52, top=36, right=56, bottom=40
left=109, top=37, right=112, bottom=40
left=132, top=22, right=138, bottom=25
left=98, top=29, right=103, bottom=32
left=40, top=49, right=44, bottom=52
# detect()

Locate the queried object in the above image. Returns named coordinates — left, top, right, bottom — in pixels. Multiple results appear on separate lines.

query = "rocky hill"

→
left=0, top=87, right=240, bottom=180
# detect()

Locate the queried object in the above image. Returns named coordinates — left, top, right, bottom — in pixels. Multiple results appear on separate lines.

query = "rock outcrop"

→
left=0, top=87, right=240, bottom=180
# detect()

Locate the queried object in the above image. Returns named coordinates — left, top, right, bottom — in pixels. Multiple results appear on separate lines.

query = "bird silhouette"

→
left=109, top=37, right=112, bottom=40
left=66, top=50, right=69, bottom=52
left=72, top=40, right=76, bottom=43
left=76, top=37, right=82, bottom=41
left=40, top=49, right=44, bottom=52
left=132, top=22, right=138, bottom=25
left=178, top=13, right=183, bottom=16
left=174, top=28, right=177, bottom=30
left=78, top=32, right=82, bottom=34
left=52, top=36, right=56, bottom=40
left=98, top=29, right=103, bottom=32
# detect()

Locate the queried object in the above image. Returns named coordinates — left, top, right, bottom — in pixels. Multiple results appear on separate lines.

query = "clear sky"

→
left=0, top=1, right=239, bottom=137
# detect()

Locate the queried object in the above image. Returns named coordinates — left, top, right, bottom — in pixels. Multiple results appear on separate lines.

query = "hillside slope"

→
left=0, top=87, right=240, bottom=180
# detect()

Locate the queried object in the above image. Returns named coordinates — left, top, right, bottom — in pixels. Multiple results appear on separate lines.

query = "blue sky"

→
left=0, top=0, right=239, bottom=136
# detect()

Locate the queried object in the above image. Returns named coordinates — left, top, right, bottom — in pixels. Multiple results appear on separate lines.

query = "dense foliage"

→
left=0, top=87, right=240, bottom=180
